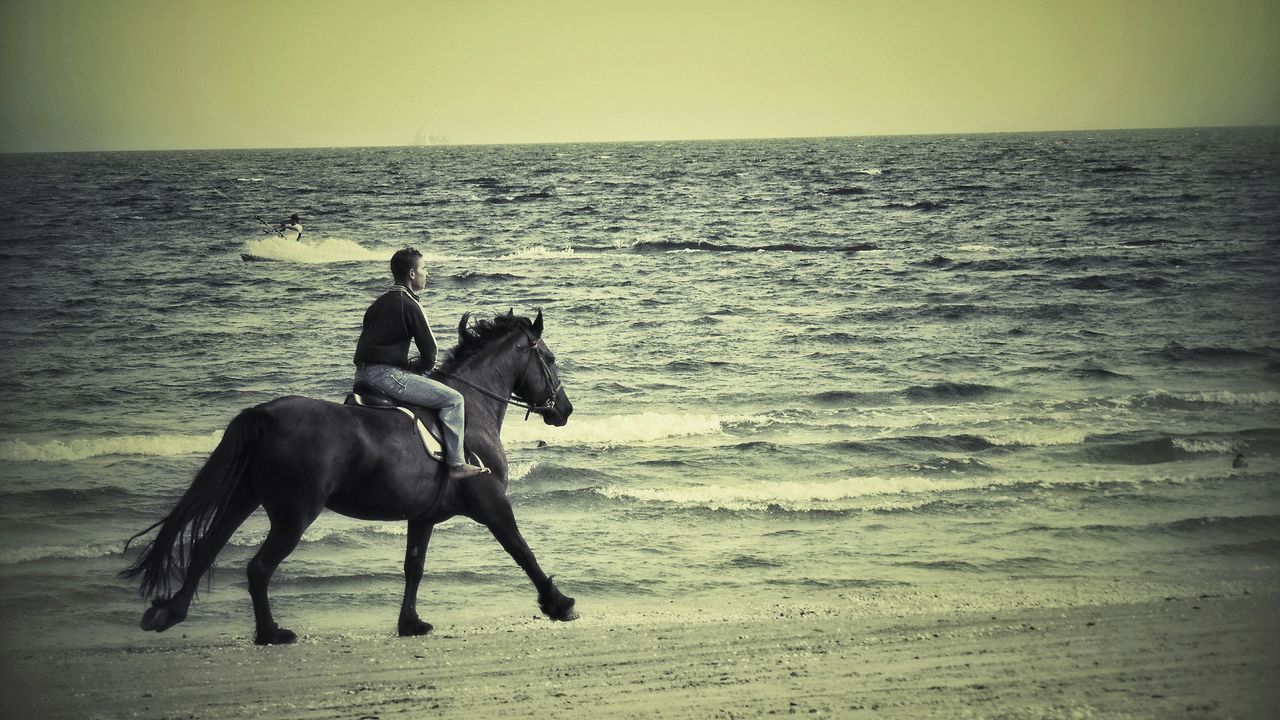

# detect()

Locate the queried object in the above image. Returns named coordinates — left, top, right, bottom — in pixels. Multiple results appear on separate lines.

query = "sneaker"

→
left=449, top=463, right=490, bottom=480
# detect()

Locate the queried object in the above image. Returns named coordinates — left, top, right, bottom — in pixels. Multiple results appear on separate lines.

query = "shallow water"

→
left=1, top=129, right=1278, bottom=642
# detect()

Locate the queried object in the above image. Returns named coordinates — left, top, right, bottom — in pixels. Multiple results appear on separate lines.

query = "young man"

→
left=353, top=247, right=487, bottom=479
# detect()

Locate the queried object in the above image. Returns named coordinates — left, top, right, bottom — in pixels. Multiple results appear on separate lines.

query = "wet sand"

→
left=3, top=589, right=1276, bottom=719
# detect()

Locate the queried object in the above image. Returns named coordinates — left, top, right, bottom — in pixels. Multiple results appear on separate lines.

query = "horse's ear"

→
left=458, top=312, right=472, bottom=342
left=532, top=309, right=544, bottom=337
left=508, top=308, right=514, bottom=317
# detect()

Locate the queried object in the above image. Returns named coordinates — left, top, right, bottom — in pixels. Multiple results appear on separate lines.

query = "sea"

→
left=1, top=128, right=1278, bottom=647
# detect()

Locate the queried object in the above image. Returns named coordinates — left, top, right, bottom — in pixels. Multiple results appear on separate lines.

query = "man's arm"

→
left=403, top=296, right=438, bottom=372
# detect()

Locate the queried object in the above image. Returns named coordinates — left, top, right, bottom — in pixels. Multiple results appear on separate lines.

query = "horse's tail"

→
left=120, top=407, right=266, bottom=599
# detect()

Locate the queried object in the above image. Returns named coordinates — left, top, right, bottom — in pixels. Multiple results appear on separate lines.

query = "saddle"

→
left=344, top=382, right=446, bottom=463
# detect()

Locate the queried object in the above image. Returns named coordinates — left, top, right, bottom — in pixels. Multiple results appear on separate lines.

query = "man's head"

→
left=290, top=213, right=300, bottom=223
left=391, top=247, right=427, bottom=291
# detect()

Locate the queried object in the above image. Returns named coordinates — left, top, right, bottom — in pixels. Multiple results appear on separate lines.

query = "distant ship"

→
left=415, top=128, right=450, bottom=146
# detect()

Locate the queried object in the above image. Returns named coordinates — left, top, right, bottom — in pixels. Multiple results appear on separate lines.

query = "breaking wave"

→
left=501, top=412, right=739, bottom=446
left=0, top=432, right=223, bottom=462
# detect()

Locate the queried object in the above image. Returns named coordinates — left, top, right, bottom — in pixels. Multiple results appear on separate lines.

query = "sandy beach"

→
left=3, top=584, right=1275, bottom=720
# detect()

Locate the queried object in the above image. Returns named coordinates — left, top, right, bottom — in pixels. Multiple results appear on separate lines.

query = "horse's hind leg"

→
left=141, top=482, right=259, bottom=633
left=474, top=489, right=578, bottom=621
left=246, top=513, right=311, bottom=645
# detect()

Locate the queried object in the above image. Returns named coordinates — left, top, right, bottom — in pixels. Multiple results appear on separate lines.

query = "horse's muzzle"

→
left=540, top=395, right=572, bottom=426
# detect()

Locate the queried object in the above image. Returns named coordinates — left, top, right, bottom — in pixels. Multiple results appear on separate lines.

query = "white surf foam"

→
left=506, top=461, right=537, bottom=482
left=984, top=427, right=1091, bottom=447
left=1172, top=438, right=1238, bottom=454
left=0, top=432, right=223, bottom=462
left=597, top=475, right=977, bottom=512
left=497, top=245, right=577, bottom=261
left=0, top=543, right=121, bottom=565
left=241, top=236, right=385, bottom=264
left=1154, top=390, right=1280, bottom=407
left=501, top=412, right=737, bottom=446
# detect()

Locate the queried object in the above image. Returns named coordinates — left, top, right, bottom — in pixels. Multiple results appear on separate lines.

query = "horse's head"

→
left=451, top=310, right=573, bottom=426
left=512, top=310, right=573, bottom=426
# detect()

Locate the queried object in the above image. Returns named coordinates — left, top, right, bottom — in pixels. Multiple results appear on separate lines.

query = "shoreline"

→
left=4, top=589, right=1276, bottom=719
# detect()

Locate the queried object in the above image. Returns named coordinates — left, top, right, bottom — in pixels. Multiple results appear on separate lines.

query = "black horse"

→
left=122, top=311, right=577, bottom=644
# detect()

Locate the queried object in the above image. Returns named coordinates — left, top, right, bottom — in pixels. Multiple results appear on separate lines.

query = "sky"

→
left=1, top=0, right=1277, bottom=152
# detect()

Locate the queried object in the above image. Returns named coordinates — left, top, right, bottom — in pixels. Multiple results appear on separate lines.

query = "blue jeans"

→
left=355, top=364, right=467, bottom=466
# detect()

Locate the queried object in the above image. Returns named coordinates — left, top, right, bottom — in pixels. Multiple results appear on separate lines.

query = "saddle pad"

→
left=395, top=407, right=445, bottom=462
left=346, top=393, right=444, bottom=461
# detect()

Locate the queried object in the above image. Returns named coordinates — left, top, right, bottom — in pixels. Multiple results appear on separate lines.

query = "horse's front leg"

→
left=471, top=484, right=578, bottom=621
left=398, top=516, right=434, bottom=636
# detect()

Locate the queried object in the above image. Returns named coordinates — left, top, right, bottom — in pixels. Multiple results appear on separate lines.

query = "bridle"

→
left=432, top=331, right=563, bottom=421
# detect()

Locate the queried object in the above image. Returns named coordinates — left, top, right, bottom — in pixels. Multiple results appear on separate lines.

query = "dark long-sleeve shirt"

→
left=353, top=286, right=438, bottom=369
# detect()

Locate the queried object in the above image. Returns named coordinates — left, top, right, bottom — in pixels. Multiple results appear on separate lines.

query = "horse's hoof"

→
left=140, top=606, right=166, bottom=631
left=140, top=602, right=186, bottom=632
left=398, top=618, right=434, bottom=637
left=541, top=595, right=578, bottom=622
left=254, top=626, right=297, bottom=646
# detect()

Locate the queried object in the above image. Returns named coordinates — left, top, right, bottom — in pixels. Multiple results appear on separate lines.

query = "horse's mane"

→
left=437, top=312, right=534, bottom=373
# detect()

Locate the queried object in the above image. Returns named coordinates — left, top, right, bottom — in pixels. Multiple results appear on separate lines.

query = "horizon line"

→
left=3, top=122, right=1277, bottom=156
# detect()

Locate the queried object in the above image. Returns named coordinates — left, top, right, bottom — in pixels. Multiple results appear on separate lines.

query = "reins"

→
left=430, top=332, right=561, bottom=421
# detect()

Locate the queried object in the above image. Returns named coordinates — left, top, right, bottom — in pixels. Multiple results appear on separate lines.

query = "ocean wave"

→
left=809, top=382, right=1002, bottom=407
left=1079, top=437, right=1204, bottom=465
left=876, top=434, right=997, bottom=453
left=507, top=461, right=537, bottom=482
left=449, top=270, right=523, bottom=283
left=1206, top=539, right=1280, bottom=556
left=881, top=200, right=947, bottom=212
left=1171, top=438, right=1239, bottom=454
left=500, top=412, right=741, bottom=446
left=1087, top=164, right=1144, bottom=173
left=595, top=475, right=996, bottom=513
left=240, top=236, right=385, bottom=264
left=1086, top=214, right=1173, bottom=227
left=628, top=239, right=877, bottom=254
left=948, top=259, right=1025, bottom=272
left=1159, top=343, right=1265, bottom=363
left=1080, top=514, right=1280, bottom=538
left=1067, top=273, right=1170, bottom=291
left=0, top=431, right=222, bottom=462
left=950, top=244, right=1002, bottom=254
left=893, top=556, right=1053, bottom=573
left=1069, top=366, right=1131, bottom=381
left=1134, top=390, right=1280, bottom=409
left=496, top=245, right=576, bottom=260
left=902, top=382, right=1002, bottom=402
left=985, top=428, right=1090, bottom=447
left=915, top=255, right=953, bottom=268
left=0, top=486, right=145, bottom=519
left=904, top=457, right=997, bottom=474
left=0, top=542, right=121, bottom=565
left=486, top=189, right=557, bottom=204
left=1164, top=514, right=1280, bottom=534
left=462, top=176, right=506, bottom=189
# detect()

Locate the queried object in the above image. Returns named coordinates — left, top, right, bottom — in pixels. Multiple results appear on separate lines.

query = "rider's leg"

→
left=397, top=373, right=466, bottom=465
left=357, top=364, right=483, bottom=475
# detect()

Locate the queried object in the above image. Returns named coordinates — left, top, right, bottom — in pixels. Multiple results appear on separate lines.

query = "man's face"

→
left=409, top=260, right=428, bottom=293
